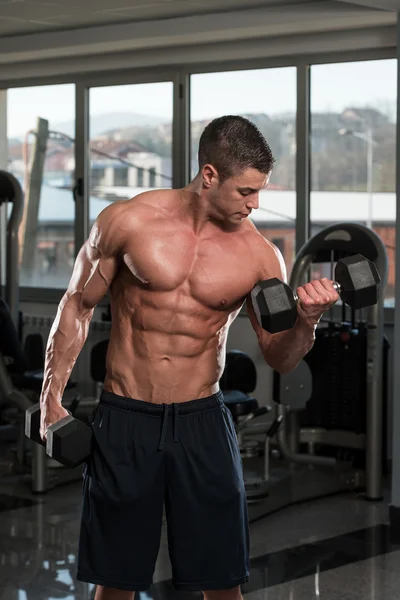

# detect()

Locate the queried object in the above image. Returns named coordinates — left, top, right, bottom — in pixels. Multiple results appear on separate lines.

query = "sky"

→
left=6, top=59, right=397, bottom=138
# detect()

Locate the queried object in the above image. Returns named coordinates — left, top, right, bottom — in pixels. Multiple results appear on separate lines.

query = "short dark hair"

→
left=198, top=115, right=275, bottom=182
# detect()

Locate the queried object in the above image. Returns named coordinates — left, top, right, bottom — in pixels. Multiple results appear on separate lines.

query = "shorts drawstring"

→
left=158, top=404, right=169, bottom=451
left=158, top=404, right=180, bottom=451
left=173, top=403, right=179, bottom=443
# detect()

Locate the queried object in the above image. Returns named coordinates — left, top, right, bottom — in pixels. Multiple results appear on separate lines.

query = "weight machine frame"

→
left=240, top=222, right=388, bottom=522
left=0, top=171, right=84, bottom=494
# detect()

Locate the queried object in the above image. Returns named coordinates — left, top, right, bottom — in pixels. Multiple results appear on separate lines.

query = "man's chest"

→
left=122, top=228, right=259, bottom=310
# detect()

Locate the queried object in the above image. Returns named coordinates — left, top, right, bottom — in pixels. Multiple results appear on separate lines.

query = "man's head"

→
left=197, top=115, right=275, bottom=226
left=198, top=115, right=274, bottom=182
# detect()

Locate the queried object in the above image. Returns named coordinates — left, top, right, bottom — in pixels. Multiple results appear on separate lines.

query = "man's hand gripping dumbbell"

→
left=25, top=401, right=93, bottom=468
left=250, top=253, right=381, bottom=334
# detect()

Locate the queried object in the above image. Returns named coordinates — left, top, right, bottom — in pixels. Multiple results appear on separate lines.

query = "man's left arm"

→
left=247, top=238, right=339, bottom=374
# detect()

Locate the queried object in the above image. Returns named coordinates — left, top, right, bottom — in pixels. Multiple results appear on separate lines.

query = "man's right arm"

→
left=39, top=202, right=125, bottom=438
left=247, top=234, right=338, bottom=374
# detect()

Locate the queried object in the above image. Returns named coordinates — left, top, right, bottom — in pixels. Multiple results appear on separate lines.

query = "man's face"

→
left=203, top=166, right=270, bottom=225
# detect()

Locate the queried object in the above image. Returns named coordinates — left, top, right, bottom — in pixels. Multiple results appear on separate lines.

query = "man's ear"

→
left=202, top=164, right=218, bottom=188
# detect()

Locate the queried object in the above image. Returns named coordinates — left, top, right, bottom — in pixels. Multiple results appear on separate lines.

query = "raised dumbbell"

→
left=25, top=403, right=92, bottom=468
left=250, top=253, right=381, bottom=334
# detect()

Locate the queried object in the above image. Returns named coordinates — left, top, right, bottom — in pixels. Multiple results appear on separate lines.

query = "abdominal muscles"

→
left=103, top=284, right=238, bottom=404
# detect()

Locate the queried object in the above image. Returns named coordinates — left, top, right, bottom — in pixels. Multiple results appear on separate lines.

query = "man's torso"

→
left=104, top=191, right=264, bottom=403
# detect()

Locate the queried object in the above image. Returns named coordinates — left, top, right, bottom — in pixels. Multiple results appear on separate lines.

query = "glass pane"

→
left=7, top=84, right=76, bottom=288
left=310, top=59, right=397, bottom=306
left=89, top=82, right=173, bottom=226
left=191, top=68, right=297, bottom=275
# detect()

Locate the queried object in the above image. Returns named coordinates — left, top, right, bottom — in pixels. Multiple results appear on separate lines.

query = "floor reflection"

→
left=1, top=493, right=399, bottom=600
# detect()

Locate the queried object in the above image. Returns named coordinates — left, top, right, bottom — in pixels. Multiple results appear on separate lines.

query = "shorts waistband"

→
left=100, top=389, right=224, bottom=451
left=99, top=389, right=224, bottom=417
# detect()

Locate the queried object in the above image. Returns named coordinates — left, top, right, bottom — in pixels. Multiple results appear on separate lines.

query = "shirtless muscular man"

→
left=39, top=116, right=338, bottom=600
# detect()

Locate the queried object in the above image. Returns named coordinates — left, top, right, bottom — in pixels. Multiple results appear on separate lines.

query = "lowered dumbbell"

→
left=251, top=253, right=381, bottom=334
left=25, top=403, right=92, bottom=468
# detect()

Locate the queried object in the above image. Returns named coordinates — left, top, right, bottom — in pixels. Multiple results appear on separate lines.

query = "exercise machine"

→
left=0, top=171, right=83, bottom=493
left=225, top=222, right=388, bottom=522
left=0, top=170, right=22, bottom=327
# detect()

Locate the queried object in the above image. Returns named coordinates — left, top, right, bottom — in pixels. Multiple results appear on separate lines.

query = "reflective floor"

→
left=0, top=478, right=397, bottom=600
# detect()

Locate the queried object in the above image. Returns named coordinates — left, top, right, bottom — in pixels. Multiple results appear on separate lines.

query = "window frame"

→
left=2, top=47, right=394, bottom=324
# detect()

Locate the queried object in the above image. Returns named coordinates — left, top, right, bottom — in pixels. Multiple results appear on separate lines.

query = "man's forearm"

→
left=40, top=293, right=93, bottom=409
left=260, top=315, right=317, bottom=374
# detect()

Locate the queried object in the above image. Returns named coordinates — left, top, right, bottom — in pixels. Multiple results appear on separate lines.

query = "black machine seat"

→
left=223, top=390, right=258, bottom=420
left=220, top=350, right=258, bottom=421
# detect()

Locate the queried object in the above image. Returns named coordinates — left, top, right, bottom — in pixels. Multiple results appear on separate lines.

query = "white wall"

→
left=227, top=315, right=275, bottom=406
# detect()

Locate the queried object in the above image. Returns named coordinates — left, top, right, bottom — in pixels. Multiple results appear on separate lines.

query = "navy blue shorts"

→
left=77, top=389, right=249, bottom=592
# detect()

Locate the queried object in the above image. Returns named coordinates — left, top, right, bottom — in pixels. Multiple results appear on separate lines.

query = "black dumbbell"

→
left=251, top=253, right=381, bottom=334
left=25, top=403, right=92, bottom=468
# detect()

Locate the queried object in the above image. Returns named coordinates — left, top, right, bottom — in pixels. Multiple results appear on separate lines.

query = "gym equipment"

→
left=288, top=222, right=388, bottom=501
left=296, top=321, right=389, bottom=466
left=220, top=351, right=280, bottom=472
left=0, top=294, right=83, bottom=490
left=220, top=349, right=258, bottom=420
left=251, top=253, right=381, bottom=333
left=25, top=403, right=92, bottom=468
left=238, top=222, right=388, bottom=522
left=0, top=171, right=23, bottom=326
left=0, top=170, right=86, bottom=492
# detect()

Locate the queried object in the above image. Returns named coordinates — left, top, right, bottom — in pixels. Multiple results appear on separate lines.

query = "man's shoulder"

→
left=243, top=222, right=286, bottom=281
left=242, top=220, right=274, bottom=253
left=96, top=189, right=174, bottom=226
left=136, top=188, right=182, bottom=214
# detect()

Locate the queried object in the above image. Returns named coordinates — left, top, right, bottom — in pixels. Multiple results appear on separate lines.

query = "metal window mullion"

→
left=172, top=72, right=190, bottom=188
left=295, top=64, right=311, bottom=255
left=391, top=14, right=400, bottom=509
left=74, top=82, right=89, bottom=254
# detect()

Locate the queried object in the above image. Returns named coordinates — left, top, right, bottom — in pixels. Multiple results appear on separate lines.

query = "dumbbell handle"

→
left=293, top=281, right=340, bottom=303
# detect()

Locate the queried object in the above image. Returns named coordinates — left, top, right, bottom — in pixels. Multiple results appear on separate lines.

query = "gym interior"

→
left=1, top=0, right=400, bottom=598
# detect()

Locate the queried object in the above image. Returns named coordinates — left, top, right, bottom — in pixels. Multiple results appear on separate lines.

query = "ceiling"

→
left=0, top=0, right=324, bottom=37
left=0, top=0, right=394, bottom=67
left=341, top=0, right=400, bottom=8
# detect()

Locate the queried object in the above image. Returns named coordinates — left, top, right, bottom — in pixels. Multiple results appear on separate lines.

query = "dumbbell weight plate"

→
left=250, top=278, right=297, bottom=334
left=25, top=403, right=45, bottom=447
left=47, top=415, right=92, bottom=469
left=334, top=254, right=381, bottom=309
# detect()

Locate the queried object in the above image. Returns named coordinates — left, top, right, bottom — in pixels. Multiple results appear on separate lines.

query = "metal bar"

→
left=20, top=118, right=49, bottom=280
left=390, top=12, right=400, bottom=510
left=32, top=443, right=48, bottom=494
left=172, top=72, right=190, bottom=188
left=295, top=64, right=310, bottom=254
left=365, top=303, right=384, bottom=500
left=0, top=92, right=7, bottom=293
left=264, top=436, right=270, bottom=481
left=75, top=83, right=89, bottom=252
left=276, top=404, right=336, bottom=467
left=5, top=174, right=23, bottom=325
left=367, top=125, right=374, bottom=229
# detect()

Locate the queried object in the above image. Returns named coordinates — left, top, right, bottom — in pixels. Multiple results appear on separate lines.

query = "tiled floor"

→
left=0, top=478, right=396, bottom=600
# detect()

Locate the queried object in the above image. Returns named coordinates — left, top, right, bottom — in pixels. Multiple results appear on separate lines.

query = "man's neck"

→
left=181, top=176, right=243, bottom=235
left=183, top=174, right=203, bottom=196
left=181, top=177, right=216, bottom=234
